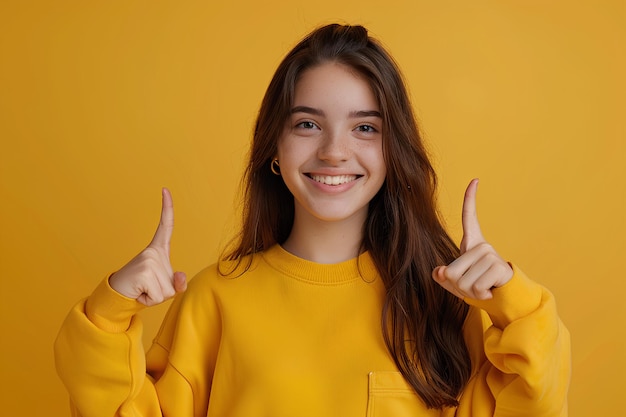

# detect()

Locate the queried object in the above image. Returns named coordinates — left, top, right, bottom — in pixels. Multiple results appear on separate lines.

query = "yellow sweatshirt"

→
left=55, top=244, right=570, bottom=417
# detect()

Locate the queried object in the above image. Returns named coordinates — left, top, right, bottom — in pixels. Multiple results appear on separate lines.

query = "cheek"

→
left=371, top=151, right=387, bottom=190
left=276, top=134, right=299, bottom=161
left=276, top=149, right=301, bottom=173
left=366, top=146, right=386, bottom=176
left=278, top=138, right=319, bottom=170
left=275, top=129, right=295, bottom=159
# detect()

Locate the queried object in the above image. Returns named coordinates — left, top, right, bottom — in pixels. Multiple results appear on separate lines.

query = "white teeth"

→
left=310, top=174, right=357, bottom=185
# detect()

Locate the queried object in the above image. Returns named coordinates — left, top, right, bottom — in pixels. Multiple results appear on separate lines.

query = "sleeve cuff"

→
left=84, top=275, right=146, bottom=333
left=464, top=263, right=543, bottom=329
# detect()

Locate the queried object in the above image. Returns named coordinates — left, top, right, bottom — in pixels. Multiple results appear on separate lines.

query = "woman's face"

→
left=276, top=62, right=386, bottom=228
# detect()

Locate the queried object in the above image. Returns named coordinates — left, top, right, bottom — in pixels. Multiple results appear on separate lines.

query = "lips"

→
left=307, top=174, right=360, bottom=186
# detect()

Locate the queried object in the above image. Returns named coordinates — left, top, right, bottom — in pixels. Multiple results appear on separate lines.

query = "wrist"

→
left=85, top=275, right=145, bottom=333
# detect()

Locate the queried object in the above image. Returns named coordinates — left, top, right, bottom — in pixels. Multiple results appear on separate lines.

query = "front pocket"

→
left=366, top=371, right=440, bottom=417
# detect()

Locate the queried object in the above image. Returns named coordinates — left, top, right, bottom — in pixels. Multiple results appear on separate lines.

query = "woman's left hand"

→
left=432, top=179, right=513, bottom=300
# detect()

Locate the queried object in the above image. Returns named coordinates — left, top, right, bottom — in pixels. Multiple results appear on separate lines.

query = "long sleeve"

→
left=55, top=271, right=221, bottom=417
left=457, top=264, right=571, bottom=417
left=54, top=277, right=184, bottom=417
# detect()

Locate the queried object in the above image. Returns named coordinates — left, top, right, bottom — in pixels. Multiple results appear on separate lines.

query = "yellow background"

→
left=1, top=1, right=624, bottom=415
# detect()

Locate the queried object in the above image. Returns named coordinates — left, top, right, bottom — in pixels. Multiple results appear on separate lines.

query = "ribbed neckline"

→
left=261, top=244, right=379, bottom=285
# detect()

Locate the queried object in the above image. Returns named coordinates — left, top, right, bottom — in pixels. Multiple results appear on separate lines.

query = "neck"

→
left=282, top=211, right=365, bottom=264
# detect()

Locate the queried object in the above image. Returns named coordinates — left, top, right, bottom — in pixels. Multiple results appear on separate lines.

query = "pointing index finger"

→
left=460, top=178, right=485, bottom=253
left=150, top=187, right=174, bottom=252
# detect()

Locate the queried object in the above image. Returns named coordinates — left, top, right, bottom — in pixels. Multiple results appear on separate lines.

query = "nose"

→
left=317, top=130, right=350, bottom=164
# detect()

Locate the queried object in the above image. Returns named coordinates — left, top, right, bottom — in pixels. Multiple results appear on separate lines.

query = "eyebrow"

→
left=290, top=106, right=382, bottom=119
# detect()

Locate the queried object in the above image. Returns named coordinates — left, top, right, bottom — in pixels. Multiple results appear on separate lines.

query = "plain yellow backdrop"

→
left=1, top=0, right=624, bottom=415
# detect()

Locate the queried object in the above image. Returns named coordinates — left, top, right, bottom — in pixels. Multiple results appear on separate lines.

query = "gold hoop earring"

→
left=270, top=158, right=280, bottom=175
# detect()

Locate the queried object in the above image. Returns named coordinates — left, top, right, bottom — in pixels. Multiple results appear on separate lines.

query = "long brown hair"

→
left=223, top=24, right=471, bottom=409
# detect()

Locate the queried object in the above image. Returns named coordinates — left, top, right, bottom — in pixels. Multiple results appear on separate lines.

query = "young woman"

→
left=55, top=24, right=570, bottom=416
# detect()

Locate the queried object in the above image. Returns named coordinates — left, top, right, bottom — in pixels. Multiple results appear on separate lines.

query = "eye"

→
left=296, top=121, right=319, bottom=130
left=355, top=124, right=378, bottom=133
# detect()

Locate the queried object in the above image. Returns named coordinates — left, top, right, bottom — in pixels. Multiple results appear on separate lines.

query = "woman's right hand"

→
left=109, top=188, right=187, bottom=306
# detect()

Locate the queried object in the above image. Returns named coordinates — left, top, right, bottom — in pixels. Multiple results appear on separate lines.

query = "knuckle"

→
left=143, top=247, right=161, bottom=260
left=458, top=280, right=472, bottom=295
left=493, top=262, right=506, bottom=275
left=444, top=266, right=461, bottom=281
left=472, top=280, right=490, bottom=296
left=151, top=294, right=165, bottom=305
left=476, top=242, right=493, bottom=254
left=162, top=286, right=176, bottom=300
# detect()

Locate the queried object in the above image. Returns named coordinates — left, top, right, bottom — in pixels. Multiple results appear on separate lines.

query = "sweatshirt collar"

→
left=261, top=244, right=379, bottom=285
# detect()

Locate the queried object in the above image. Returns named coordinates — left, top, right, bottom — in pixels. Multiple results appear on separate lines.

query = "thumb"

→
left=173, top=271, right=187, bottom=293
left=432, top=266, right=447, bottom=283
left=460, top=178, right=485, bottom=253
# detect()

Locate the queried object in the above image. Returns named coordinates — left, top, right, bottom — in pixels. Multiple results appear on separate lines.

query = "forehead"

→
left=293, top=62, right=379, bottom=111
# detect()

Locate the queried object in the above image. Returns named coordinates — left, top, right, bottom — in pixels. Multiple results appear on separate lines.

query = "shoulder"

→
left=183, top=253, right=261, bottom=295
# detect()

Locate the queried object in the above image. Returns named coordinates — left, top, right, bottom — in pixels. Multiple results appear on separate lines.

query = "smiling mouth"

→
left=307, top=174, right=360, bottom=186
